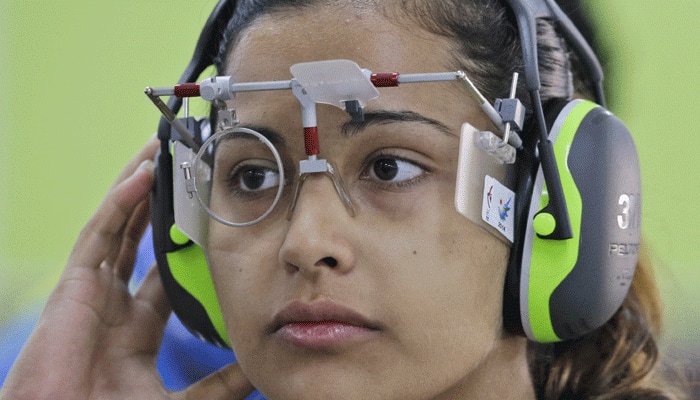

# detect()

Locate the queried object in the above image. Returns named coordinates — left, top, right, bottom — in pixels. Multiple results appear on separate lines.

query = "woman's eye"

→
left=232, top=165, right=280, bottom=192
left=367, top=157, right=424, bottom=183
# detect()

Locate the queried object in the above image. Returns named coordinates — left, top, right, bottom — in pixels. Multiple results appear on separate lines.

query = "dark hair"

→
left=213, top=0, right=676, bottom=398
left=215, top=0, right=581, bottom=106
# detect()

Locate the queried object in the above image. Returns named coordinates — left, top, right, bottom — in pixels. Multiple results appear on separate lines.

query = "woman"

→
left=0, top=0, right=676, bottom=398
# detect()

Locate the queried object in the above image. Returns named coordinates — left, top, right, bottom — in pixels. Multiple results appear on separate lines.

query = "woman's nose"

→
left=278, top=172, right=356, bottom=277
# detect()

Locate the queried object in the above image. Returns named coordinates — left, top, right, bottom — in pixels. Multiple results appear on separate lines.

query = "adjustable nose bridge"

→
left=286, top=161, right=356, bottom=220
left=279, top=162, right=357, bottom=276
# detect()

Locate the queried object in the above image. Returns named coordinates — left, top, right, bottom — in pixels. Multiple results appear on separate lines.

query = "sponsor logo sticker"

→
left=482, top=175, right=515, bottom=242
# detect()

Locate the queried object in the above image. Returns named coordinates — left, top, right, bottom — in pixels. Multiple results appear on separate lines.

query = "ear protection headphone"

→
left=150, top=0, right=641, bottom=347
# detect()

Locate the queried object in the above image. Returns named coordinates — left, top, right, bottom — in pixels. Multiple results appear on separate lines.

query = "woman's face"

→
left=206, top=5, right=514, bottom=399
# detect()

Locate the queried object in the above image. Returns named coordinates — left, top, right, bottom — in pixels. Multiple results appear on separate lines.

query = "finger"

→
left=108, top=137, right=160, bottom=280
left=68, top=137, right=158, bottom=271
left=75, top=136, right=158, bottom=271
left=124, top=264, right=172, bottom=357
left=68, top=157, right=155, bottom=272
left=176, top=363, right=256, bottom=400
left=133, top=263, right=171, bottom=325
left=114, top=196, right=152, bottom=282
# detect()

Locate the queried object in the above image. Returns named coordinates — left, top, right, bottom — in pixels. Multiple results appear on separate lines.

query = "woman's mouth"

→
left=269, top=300, right=381, bottom=350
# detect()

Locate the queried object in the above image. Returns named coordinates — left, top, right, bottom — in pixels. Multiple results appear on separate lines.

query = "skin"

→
left=0, top=4, right=535, bottom=400
left=0, top=138, right=253, bottom=400
left=206, top=5, right=535, bottom=400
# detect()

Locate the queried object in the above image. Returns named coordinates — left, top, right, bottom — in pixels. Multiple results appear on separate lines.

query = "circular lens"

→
left=193, top=127, right=285, bottom=227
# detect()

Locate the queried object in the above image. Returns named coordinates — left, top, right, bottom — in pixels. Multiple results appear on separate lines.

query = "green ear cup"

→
left=525, top=100, right=592, bottom=342
left=167, top=225, right=230, bottom=348
left=152, top=146, right=231, bottom=348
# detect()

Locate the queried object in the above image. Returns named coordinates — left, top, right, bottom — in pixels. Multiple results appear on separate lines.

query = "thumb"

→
left=174, top=363, right=256, bottom=400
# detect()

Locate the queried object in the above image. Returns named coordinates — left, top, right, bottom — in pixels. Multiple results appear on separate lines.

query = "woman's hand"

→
left=0, top=138, right=255, bottom=400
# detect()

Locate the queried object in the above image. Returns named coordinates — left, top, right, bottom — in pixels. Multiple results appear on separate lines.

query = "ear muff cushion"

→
left=507, top=99, right=641, bottom=342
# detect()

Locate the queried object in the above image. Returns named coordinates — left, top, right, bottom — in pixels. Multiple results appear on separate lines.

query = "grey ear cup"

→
left=546, top=103, right=641, bottom=339
left=506, top=99, right=641, bottom=342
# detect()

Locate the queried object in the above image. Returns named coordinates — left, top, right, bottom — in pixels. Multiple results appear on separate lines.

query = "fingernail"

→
left=137, top=159, right=155, bottom=174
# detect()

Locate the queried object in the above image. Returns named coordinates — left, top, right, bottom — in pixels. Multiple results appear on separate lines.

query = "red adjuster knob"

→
left=371, top=72, right=399, bottom=87
left=304, top=127, right=320, bottom=156
left=174, top=83, right=201, bottom=98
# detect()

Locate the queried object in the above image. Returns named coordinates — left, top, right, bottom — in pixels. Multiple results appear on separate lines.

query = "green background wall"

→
left=1, top=0, right=698, bottom=355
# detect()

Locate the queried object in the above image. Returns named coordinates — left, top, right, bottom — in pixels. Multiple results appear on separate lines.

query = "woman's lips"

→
left=270, top=300, right=381, bottom=350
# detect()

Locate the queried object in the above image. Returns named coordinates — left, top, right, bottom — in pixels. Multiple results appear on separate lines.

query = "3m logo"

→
left=617, top=193, right=640, bottom=230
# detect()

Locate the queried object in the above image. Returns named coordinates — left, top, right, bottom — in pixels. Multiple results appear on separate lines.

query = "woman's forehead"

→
left=220, top=7, right=490, bottom=141
left=224, top=7, right=454, bottom=80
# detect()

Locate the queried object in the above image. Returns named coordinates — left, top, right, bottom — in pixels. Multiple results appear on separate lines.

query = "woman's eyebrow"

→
left=340, top=110, right=454, bottom=137
left=235, top=110, right=452, bottom=143
left=234, top=124, right=287, bottom=147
